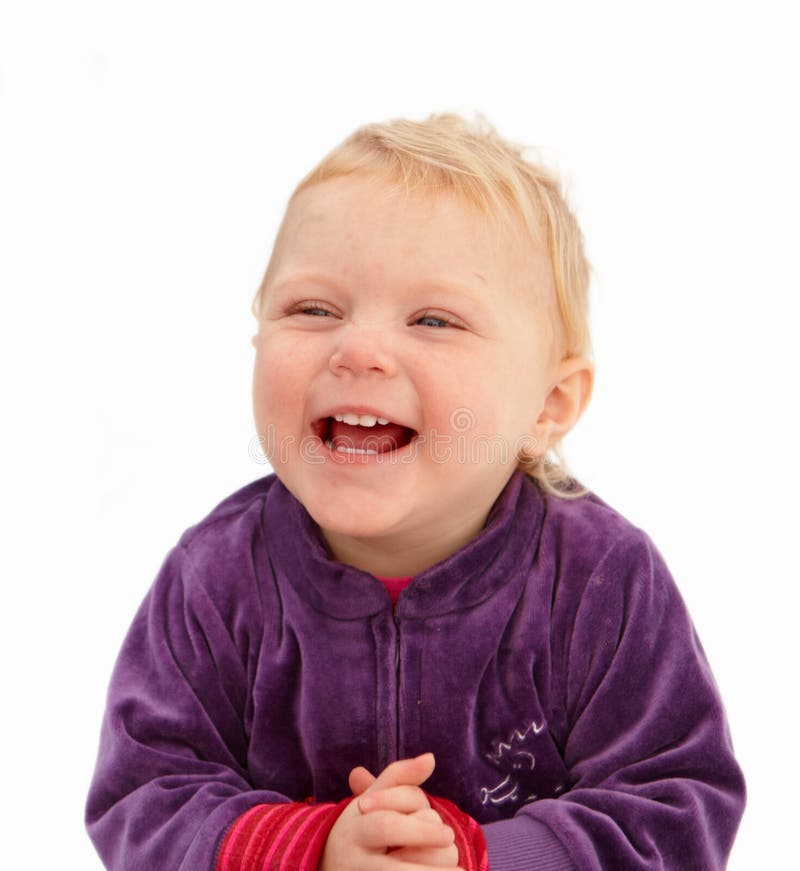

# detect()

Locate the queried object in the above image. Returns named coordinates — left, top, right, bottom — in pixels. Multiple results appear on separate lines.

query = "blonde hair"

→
left=253, top=112, right=593, bottom=500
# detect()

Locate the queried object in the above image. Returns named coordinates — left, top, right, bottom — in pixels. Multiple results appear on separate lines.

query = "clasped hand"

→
left=319, top=753, right=463, bottom=870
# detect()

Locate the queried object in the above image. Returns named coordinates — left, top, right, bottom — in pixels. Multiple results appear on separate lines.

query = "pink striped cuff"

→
left=427, top=794, right=490, bottom=871
left=216, top=798, right=352, bottom=871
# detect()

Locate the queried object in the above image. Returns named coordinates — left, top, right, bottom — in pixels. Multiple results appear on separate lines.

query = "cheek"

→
left=252, top=341, right=310, bottom=422
left=416, top=356, right=498, bottom=434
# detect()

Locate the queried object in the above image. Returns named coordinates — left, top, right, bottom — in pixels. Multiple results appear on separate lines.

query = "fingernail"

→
left=358, top=795, right=375, bottom=812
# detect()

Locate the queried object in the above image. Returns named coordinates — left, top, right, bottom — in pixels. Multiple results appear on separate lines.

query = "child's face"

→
left=252, top=174, right=567, bottom=574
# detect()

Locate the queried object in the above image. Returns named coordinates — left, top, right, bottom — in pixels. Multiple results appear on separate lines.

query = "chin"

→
left=306, top=500, right=401, bottom=541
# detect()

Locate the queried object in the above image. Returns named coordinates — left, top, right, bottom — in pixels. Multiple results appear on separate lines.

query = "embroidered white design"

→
left=480, top=720, right=546, bottom=807
left=480, top=775, right=520, bottom=806
left=485, top=720, right=545, bottom=766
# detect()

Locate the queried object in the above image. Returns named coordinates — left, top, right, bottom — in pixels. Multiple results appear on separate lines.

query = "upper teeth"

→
left=333, top=413, right=390, bottom=426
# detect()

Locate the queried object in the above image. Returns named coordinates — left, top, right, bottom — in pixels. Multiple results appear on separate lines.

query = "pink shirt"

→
left=374, top=574, right=413, bottom=606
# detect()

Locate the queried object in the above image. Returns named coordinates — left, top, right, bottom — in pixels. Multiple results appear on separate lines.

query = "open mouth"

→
left=311, top=416, right=418, bottom=456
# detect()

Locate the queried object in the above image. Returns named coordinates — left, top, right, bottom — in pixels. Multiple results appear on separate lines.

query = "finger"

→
left=388, top=844, right=460, bottom=867
left=379, top=859, right=464, bottom=871
left=356, top=809, right=454, bottom=851
left=358, top=784, right=431, bottom=815
left=365, top=753, right=436, bottom=795
left=349, top=765, right=377, bottom=796
left=411, top=808, right=444, bottom=825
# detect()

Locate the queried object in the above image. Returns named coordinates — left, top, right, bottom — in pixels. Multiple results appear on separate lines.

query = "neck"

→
left=321, top=504, right=490, bottom=577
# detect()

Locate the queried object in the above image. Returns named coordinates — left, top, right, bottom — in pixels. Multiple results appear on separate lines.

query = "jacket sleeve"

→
left=85, top=543, right=291, bottom=870
left=482, top=529, right=746, bottom=870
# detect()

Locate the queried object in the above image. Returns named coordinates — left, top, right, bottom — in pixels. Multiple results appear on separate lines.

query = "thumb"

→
left=365, top=753, right=436, bottom=794
left=348, top=765, right=377, bottom=796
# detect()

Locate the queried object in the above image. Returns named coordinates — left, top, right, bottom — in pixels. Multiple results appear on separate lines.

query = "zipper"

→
left=393, top=613, right=401, bottom=759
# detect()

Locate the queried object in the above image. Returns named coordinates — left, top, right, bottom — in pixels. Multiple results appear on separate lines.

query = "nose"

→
left=328, top=323, right=398, bottom=377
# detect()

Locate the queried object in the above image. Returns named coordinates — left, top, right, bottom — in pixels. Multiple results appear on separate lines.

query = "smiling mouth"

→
left=312, top=417, right=418, bottom=455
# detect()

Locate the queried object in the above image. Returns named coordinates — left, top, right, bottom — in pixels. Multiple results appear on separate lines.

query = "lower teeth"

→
left=324, top=440, right=377, bottom=456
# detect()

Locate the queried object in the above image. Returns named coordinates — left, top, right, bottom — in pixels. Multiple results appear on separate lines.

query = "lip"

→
left=317, top=434, right=420, bottom=466
left=309, top=404, right=420, bottom=463
left=312, top=404, right=416, bottom=431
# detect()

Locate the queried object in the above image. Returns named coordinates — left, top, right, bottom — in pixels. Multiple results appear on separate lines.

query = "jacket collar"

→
left=264, top=470, right=547, bottom=619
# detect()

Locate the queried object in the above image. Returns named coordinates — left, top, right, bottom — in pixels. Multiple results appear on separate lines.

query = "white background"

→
left=2, top=1, right=797, bottom=867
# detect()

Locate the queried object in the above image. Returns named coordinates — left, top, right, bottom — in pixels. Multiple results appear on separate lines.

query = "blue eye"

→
left=416, top=314, right=453, bottom=328
left=287, top=300, right=336, bottom=318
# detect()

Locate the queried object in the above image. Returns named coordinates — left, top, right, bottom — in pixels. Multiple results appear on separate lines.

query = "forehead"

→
left=270, top=175, right=554, bottom=306
left=282, top=176, right=493, bottom=260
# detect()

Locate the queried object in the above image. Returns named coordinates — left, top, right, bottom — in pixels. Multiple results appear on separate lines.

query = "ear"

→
left=532, top=356, right=594, bottom=455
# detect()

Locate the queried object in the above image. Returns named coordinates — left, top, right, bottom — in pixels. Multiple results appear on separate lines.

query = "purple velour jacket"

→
left=85, top=470, right=745, bottom=869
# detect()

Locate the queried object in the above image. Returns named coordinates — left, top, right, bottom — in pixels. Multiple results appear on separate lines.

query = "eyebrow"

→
left=416, top=277, right=488, bottom=301
left=269, top=272, right=490, bottom=306
left=267, top=273, right=337, bottom=299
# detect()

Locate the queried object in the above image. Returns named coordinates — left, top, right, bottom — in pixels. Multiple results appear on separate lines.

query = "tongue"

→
left=329, top=420, right=411, bottom=453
